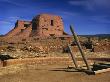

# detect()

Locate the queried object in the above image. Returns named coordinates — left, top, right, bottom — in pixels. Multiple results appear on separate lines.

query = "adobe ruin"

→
left=5, top=14, right=67, bottom=39
left=31, top=14, right=64, bottom=37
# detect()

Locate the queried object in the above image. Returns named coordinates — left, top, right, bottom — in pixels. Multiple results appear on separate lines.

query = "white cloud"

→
left=8, top=16, right=20, bottom=22
left=88, top=15, right=110, bottom=24
left=93, top=0, right=110, bottom=6
left=68, top=0, right=110, bottom=11
left=0, top=20, right=11, bottom=24
left=0, top=16, right=21, bottom=24
left=68, top=1, right=87, bottom=6
left=0, top=0, right=24, bottom=7
left=61, top=11, right=78, bottom=16
left=68, top=0, right=94, bottom=10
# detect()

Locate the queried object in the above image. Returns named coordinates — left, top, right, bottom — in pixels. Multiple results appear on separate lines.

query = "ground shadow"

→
left=50, top=63, right=110, bottom=75
left=49, top=67, right=85, bottom=73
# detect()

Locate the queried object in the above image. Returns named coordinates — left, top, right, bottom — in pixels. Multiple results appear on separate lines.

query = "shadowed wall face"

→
left=32, top=14, right=64, bottom=37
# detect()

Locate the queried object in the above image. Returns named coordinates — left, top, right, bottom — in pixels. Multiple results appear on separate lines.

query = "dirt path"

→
left=0, top=64, right=110, bottom=82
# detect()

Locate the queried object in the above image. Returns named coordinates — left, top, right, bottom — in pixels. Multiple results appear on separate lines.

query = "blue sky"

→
left=0, top=0, right=110, bottom=35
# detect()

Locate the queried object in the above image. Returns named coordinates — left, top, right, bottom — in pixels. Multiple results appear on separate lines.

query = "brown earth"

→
left=0, top=64, right=110, bottom=82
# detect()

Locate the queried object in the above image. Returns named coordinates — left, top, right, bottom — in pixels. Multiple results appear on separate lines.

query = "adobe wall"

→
left=5, top=20, right=32, bottom=38
left=32, top=14, right=64, bottom=37
left=0, top=57, right=94, bottom=67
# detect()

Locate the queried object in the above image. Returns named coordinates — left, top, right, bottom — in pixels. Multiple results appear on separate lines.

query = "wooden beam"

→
left=68, top=45, right=78, bottom=68
left=70, top=25, right=91, bottom=71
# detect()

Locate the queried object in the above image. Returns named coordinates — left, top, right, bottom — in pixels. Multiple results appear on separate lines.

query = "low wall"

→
left=0, top=57, right=109, bottom=67
left=0, top=57, right=72, bottom=66
left=0, top=57, right=94, bottom=67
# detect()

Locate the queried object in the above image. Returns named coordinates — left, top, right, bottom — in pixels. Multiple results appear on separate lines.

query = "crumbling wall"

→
left=3, top=20, right=32, bottom=43
left=5, top=20, right=31, bottom=38
left=94, top=40, right=110, bottom=52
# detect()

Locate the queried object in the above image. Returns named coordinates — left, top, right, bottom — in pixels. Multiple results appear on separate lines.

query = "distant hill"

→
left=79, top=34, right=110, bottom=40
left=94, top=34, right=110, bottom=37
left=79, top=34, right=110, bottom=37
left=0, top=35, right=4, bottom=37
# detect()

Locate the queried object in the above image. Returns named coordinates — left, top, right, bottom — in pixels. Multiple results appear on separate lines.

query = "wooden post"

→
left=70, top=25, right=91, bottom=71
left=68, top=45, right=78, bottom=68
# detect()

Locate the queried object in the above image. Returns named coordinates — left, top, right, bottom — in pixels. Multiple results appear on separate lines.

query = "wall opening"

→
left=24, top=24, right=30, bottom=28
left=51, top=20, right=54, bottom=26
left=21, top=29, right=24, bottom=32
left=32, top=20, right=37, bottom=30
left=50, top=34, right=55, bottom=37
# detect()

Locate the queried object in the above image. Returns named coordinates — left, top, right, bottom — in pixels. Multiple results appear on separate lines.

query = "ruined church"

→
left=5, top=14, right=68, bottom=40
